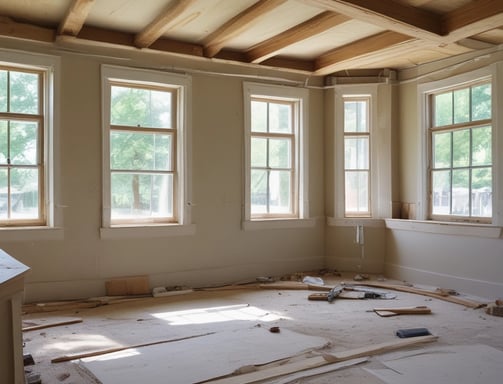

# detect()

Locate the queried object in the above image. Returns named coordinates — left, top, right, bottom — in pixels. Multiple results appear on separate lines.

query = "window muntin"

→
left=0, top=66, right=44, bottom=225
left=250, top=98, right=295, bottom=217
left=343, top=97, right=370, bottom=217
left=107, top=82, right=178, bottom=224
left=429, top=81, right=492, bottom=220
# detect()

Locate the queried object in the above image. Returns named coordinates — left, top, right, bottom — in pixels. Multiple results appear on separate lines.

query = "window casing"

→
left=0, top=64, right=49, bottom=227
left=243, top=82, right=308, bottom=223
left=102, top=65, right=191, bottom=228
left=427, top=79, right=493, bottom=222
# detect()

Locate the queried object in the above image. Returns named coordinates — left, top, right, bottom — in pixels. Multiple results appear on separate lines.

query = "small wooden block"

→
left=105, top=275, right=150, bottom=296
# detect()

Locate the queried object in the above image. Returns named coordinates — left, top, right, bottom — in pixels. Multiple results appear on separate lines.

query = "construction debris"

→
left=370, top=306, right=432, bottom=317
left=485, top=299, right=503, bottom=317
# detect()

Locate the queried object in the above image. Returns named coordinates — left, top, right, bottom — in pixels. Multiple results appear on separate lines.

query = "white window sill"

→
left=100, top=224, right=196, bottom=239
left=327, top=217, right=385, bottom=227
left=385, top=219, right=502, bottom=238
left=0, top=227, right=64, bottom=241
left=242, top=217, right=319, bottom=231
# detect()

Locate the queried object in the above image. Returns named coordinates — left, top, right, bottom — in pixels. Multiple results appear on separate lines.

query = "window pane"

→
left=111, top=86, right=172, bottom=128
left=452, top=169, right=469, bottom=216
left=251, top=169, right=267, bottom=214
left=251, top=100, right=267, bottom=133
left=452, top=129, right=469, bottom=168
left=111, top=131, right=172, bottom=171
left=344, top=100, right=368, bottom=132
left=0, top=168, right=7, bottom=218
left=471, top=83, right=491, bottom=121
left=432, top=131, right=451, bottom=168
left=269, top=170, right=291, bottom=213
left=111, top=173, right=173, bottom=219
left=472, top=126, right=491, bottom=166
left=10, top=121, right=38, bottom=165
left=434, top=92, right=452, bottom=127
left=432, top=170, right=450, bottom=215
left=0, top=120, right=7, bottom=164
left=0, top=70, right=7, bottom=112
left=453, top=88, right=469, bottom=124
left=269, top=103, right=291, bottom=133
left=345, top=171, right=369, bottom=213
left=10, top=168, right=39, bottom=219
left=269, top=138, right=290, bottom=168
left=251, top=137, right=267, bottom=167
left=345, top=137, right=369, bottom=170
left=9, top=71, right=39, bottom=114
left=472, top=168, right=492, bottom=217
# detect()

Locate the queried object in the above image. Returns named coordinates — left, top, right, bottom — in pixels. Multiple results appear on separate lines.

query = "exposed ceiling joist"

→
left=134, top=0, right=198, bottom=49
left=303, top=0, right=444, bottom=41
left=315, top=31, right=412, bottom=74
left=58, top=0, right=95, bottom=36
left=442, top=0, right=503, bottom=41
left=246, top=11, right=350, bottom=63
left=0, top=16, right=54, bottom=42
left=203, top=0, right=287, bottom=58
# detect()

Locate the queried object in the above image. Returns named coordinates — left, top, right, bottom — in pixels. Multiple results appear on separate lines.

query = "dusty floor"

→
left=22, top=274, right=503, bottom=384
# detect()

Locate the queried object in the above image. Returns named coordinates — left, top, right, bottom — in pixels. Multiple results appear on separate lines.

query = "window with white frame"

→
left=101, top=66, right=191, bottom=228
left=0, top=56, right=57, bottom=228
left=243, top=82, right=308, bottom=222
left=343, top=97, right=371, bottom=216
left=333, top=84, right=391, bottom=221
left=427, top=79, right=492, bottom=222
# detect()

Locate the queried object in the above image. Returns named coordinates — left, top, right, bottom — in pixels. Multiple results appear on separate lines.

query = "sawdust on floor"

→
left=22, top=274, right=503, bottom=384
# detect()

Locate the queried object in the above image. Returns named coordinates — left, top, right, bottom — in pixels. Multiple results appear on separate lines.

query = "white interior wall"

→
left=0, top=38, right=502, bottom=302
left=0, top=39, right=325, bottom=302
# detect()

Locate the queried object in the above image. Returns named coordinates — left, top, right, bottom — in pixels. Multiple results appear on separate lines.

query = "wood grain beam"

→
left=303, top=0, right=443, bottom=40
left=246, top=11, right=349, bottom=63
left=203, top=0, right=287, bottom=58
left=58, top=0, right=95, bottom=36
left=315, top=31, right=413, bottom=75
left=0, top=16, right=55, bottom=42
left=442, top=0, right=503, bottom=41
left=134, top=0, right=199, bottom=48
left=134, top=0, right=198, bottom=48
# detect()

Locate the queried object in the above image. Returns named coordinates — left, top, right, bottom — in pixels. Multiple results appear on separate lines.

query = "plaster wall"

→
left=0, top=39, right=325, bottom=302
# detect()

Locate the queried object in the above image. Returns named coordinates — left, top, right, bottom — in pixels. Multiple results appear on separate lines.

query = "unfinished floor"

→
left=22, top=274, right=503, bottom=384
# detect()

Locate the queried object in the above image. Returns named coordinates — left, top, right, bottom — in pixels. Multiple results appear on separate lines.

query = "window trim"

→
left=101, top=65, right=193, bottom=236
left=0, top=49, right=62, bottom=239
left=418, top=65, right=501, bottom=225
left=333, top=84, right=392, bottom=222
left=243, top=82, right=309, bottom=228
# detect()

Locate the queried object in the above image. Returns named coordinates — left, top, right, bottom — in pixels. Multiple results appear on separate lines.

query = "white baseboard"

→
left=385, top=262, right=503, bottom=300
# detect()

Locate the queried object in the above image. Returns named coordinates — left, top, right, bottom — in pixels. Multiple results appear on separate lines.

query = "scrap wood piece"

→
left=371, top=306, right=432, bottom=317
left=308, top=291, right=366, bottom=301
left=22, top=317, right=83, bottom=332
left=203, top=335, right=438, bottom=384
left=51, top=332, right=215, bottom=363
left=345, top=282, right=487, bottom=308
left=105, top=275, right=150, bottom=296
left=259, top=281, right=310, bottom=290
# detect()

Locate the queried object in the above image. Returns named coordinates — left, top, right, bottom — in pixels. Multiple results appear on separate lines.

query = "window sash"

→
left=249, top=97, right=297, bottom=218
left=0, top=66, right=45, bottom=226
left=428, top=81, right=492, bottom=222
left=107, top=82, right=178, bottom=225
left=343, top=97, right=371, bottom=217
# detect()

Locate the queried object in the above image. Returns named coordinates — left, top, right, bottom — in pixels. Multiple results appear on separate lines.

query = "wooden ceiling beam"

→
left=442, top=0, right=503, bottom=42
left=58, top=0, right=95, bottom=36
left=203, top=0, right=287, bottom=58
left=134, top=0, right=198, bottom=48
left=0, top=16, right=55, bottom=42
left=303, top=0, right=443, bottom=41
left=246, top=11, right=349, bottom=63
left=315, top=31, right=412, bottom=74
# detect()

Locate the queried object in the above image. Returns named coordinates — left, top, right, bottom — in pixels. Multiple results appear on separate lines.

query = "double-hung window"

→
left=343, top=97, right=370, bottom=216
left=428, top=79, right=492, bottom=222
left=243, top=82, right=309, bottom=224
left=0, top=53, right=58, bottom=230
left=101, top=65, right=191, bottom=230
